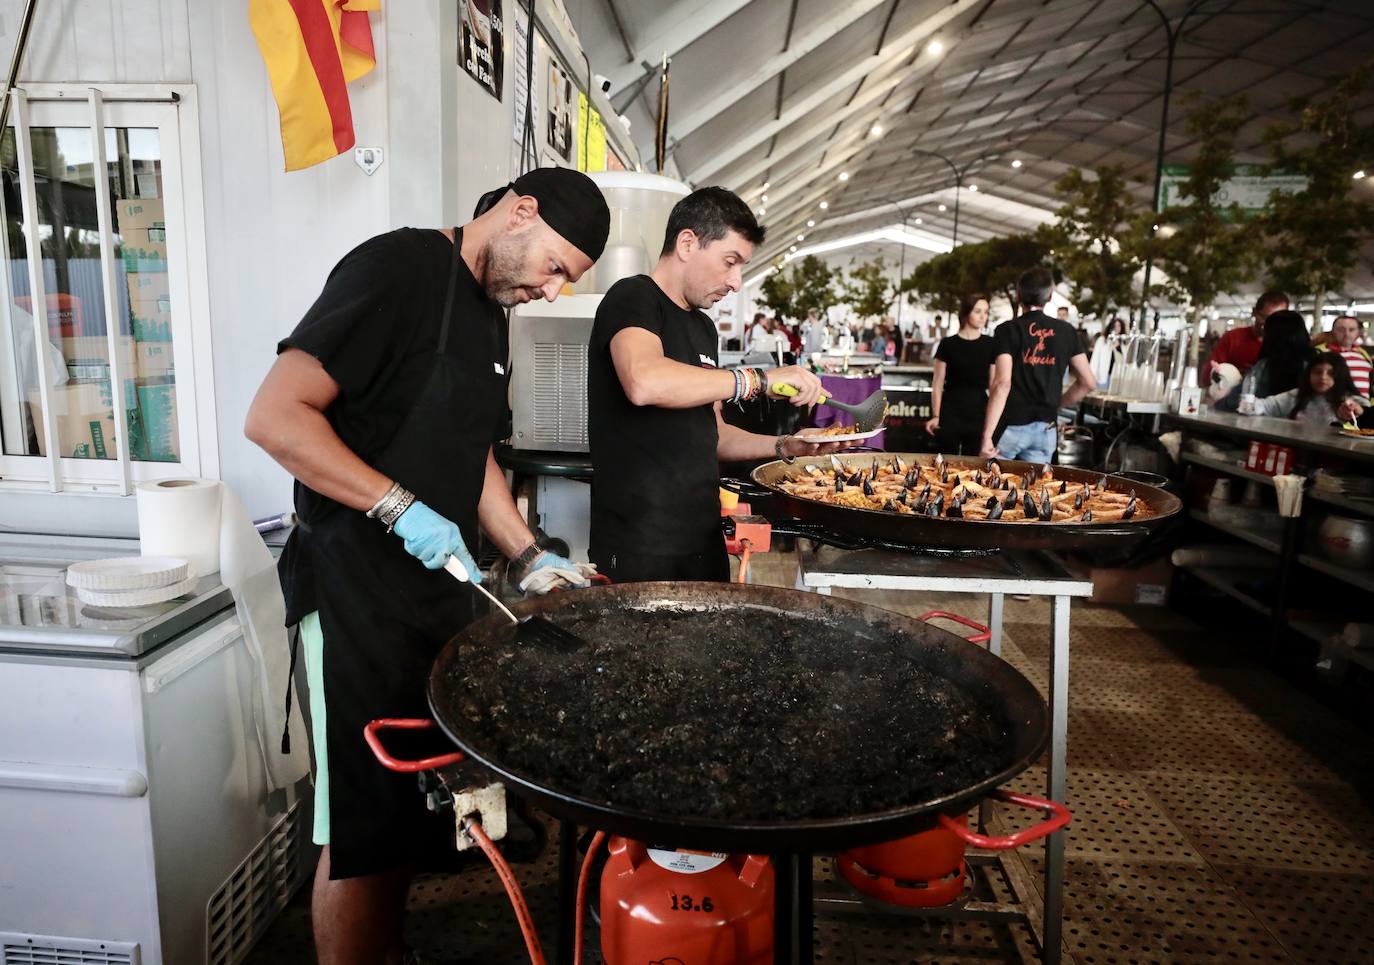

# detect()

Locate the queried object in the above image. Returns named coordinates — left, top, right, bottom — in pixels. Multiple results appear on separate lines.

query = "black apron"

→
left=306, top=228, right=508, bottom=879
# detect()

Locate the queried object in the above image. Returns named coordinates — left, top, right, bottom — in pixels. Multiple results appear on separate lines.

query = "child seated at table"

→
left=1252, top=354, right=1368, bottom=424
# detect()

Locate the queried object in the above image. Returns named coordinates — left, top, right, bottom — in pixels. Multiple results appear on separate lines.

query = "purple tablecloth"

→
left=811, top=373, right=885, bottom=448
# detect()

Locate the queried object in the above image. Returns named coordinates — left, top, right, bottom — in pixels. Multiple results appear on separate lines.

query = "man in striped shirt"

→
left=1328, top=314, right=1372, bottom=398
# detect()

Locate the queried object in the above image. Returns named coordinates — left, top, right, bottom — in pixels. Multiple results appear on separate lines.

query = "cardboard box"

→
left=135, top=377, right=179, bottom=462
left=114, top=197, right=164, bottom=231
left=1243, top=441, right=1295, bottom=477
left=60, top=335, right=175, bottom=381
left=28, top=381, right=118, bottom=459
left=1087, top=557, right=1173, bottom=606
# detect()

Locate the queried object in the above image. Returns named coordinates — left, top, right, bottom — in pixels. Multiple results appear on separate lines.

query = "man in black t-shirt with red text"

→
left=588, top=187, right=847, bottom=583
left=980, top=267, right=1097, bottom=462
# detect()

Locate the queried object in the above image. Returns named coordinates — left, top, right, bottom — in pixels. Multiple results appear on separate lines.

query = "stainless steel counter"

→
left=1163, top=410, right=1374, bottom=465
left=0, top=533, right=233, bottom=657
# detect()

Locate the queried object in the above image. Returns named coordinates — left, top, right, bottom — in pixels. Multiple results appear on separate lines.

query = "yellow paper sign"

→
left=576, top=92, right=607, bottom=173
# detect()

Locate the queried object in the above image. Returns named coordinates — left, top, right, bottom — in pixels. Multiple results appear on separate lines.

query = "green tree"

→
left=1038, top=165, right=1144, bottom=320
left=1259, top=60, right=1374, bottom=321
left=789, top=255, right=841, bottom=320
left=841, top=256, right=897, bottom=320
left=756, top=261, right=796, bottom=320
left=758, top=255, right=839, bottom=322
left=904, top=233, right=1050, bottom=318
left=1148, top=93, right=1256, bottom=347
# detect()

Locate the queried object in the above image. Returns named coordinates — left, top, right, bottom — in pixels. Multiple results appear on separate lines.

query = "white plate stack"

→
left=65, top=556, right=196, bottom=607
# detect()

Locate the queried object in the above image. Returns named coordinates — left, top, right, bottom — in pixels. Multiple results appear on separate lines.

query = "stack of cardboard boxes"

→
left=28, top=199, right=179, bottom=461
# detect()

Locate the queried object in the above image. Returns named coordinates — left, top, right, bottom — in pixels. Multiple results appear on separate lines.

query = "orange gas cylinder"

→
left=600, top=837, right=773, bottom=965
left=836, top=815, right=967, bottom=908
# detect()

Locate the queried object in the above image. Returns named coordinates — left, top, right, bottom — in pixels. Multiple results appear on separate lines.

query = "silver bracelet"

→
left=366, top=481, right=403, bottom=519
left=775, top=435, right=796, bottom=464
left=378, top=489, right=415, bottom=532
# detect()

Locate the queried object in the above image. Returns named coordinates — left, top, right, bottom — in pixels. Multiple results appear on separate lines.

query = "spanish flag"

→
left=251, top=0, right=380, bottom=172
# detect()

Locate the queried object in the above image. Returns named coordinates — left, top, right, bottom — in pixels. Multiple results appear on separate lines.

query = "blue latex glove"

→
left=392, top=500, right=481, bottom=581
left=517, top=550, right=594, bottom=594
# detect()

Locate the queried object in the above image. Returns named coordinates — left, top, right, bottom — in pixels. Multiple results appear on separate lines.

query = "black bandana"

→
left=508, top=167, right=610, bottom=263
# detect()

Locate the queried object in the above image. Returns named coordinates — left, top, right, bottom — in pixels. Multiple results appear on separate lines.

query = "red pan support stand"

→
left=364, top=718, right=466, bottom=772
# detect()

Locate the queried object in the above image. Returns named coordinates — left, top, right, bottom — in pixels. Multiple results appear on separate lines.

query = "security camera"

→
left=593, top=73, right=612, bottom=94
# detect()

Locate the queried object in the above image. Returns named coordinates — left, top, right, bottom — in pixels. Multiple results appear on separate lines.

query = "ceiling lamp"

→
left=1011, top=159, right=1022, bottom=168
left=789, top=245, right=798, bottom=252
left=820, top=201, right=829, bottom=209
left=927, top=39, right=943, bottom=55
left=758, top=207, right=766, bottom=216
left=838, top=171, right=849, bottom=181
left=761, top=194, right=769, bottom=202
left=915, top=217, right=923, bottom=224
left=807, top=219, right=815, bottom=227
left=968, top=184, right=978, bottom=192
left=797, top=234, right=805, bottom=241
left=870, top=123, right=884, bottom=137
left=938, top=203, right=947, bottom=212
left=763, top=181, right=771, bottom=189
left=1355, top=170, right=1367, bottom=179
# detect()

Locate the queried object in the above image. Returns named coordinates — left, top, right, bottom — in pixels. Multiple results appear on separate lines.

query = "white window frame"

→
left=0, top=83, right=218, bottom=494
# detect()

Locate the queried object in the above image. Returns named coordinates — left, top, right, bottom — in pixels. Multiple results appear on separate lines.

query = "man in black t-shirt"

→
left=980, top=268, right=1097, bottom=462
left=588, top=187, right=846, bottom=582
left=245, top=169, right=608, bottom=965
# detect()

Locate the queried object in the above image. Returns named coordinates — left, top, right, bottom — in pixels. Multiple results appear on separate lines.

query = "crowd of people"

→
left=1206, top=291, right=1370, bottom=426
left=740, top=311, right=919, bottom=363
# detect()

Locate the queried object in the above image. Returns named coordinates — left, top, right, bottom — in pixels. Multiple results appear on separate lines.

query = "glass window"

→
left=1, top=123, right=178, bottom=463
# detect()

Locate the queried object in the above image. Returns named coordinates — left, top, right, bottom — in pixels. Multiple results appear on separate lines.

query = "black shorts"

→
left=590, top=546, right=731, bottom=584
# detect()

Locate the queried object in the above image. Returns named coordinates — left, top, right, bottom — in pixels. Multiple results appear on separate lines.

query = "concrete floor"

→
left=246, top=548, right=1374, bottom=964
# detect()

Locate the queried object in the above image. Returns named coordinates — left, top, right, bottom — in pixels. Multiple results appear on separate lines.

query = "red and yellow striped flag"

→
left=251, top=0, right=380, bottom=172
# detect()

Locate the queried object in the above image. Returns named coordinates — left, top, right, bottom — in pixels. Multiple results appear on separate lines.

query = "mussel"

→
left=834, top=475, right=845, bottom=492
left=1039, top=489, right=1053, bottom=521
left=830, top=455, right=845, bottom=474
left=946, top=499, right=963, bottom=518
left=1003, top=489, right=1018, bottom=511
left=940, top=463, right=950, bottom=484
left=891, top=454, right=905, bottom=474
left=862, top=477, right=876, bottom=497
left=803, top=463, right=821, bottom=476
left=1095, top=475, right=1107, bottom=492
left=1058, top=480, right=1068, bottom=495
left=985, top=495, right=999, bottom=510
left=1073, top=489, right=1086, bottom=511
left=1023, top=491, right=1038, bottom=518
left=1081, top=509, right=1094, bottom=523
left=914, top=491, right=929, bottom=514
left=988, top=500, right=1005, bottom=520
left=928, top=491, right=945, bottom=517
left=897, top=489, right=909, bottom=504
left=871, top=457, right=881, bottom=479
left=846, top=470, right=864, bottom=486
left=974, top=470, right=984, bottom=486
left=1123, top=491, right=1138, bottom=520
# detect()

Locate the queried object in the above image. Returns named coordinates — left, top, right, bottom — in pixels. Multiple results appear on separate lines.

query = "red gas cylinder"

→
left=835, top=815, right=967, bottom=908
left=600, top=837, right=773, bottom=965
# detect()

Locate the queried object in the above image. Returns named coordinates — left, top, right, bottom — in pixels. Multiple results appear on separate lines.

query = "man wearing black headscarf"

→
left=246, top=168, right=609, bottom=965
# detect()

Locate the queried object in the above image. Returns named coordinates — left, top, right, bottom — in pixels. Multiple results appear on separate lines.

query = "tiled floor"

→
left=246, top=548, right=1374, bottom=964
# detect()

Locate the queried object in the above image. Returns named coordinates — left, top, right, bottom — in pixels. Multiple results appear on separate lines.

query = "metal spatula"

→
left=772, top=384, right=889, bottom=432
left=443, top=556, right=587, bottom=651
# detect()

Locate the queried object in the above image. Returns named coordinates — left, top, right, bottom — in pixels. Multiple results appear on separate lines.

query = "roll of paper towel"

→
left=136, top=478, right=224, bottom=577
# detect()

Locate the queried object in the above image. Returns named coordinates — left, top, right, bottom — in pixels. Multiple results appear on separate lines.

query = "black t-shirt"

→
left=275, top=227, right=509, bottom=621
left=588, top=275, right=721, bottom=556
left=934, top=333, right=996, bottom=432
left=992, top=310, right=1085, bottom=426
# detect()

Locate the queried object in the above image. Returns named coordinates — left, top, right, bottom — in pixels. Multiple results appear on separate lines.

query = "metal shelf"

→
left=1308, top=488, right=1374, bottom=519
left=1295, top=552, right=1374, bottom=595
left=1175, top=562, right=1273, bottom=616
left=1186, top=509, right=1282, bottom=554
left=1181, top=452, right=1276, bottom=487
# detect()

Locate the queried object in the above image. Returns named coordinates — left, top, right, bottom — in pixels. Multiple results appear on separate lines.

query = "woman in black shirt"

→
left=925, top=294, right=996, bottom=455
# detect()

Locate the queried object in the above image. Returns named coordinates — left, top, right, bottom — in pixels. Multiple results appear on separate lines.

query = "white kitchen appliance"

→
left=0, top=533, right=312, bottom=965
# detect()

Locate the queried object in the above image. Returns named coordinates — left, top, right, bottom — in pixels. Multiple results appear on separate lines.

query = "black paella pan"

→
left=746, top=452, right=1182, bottom=551
left=421, top=582, right=1055, bottom=853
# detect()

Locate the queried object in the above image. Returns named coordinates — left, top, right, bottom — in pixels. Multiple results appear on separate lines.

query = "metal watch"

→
left=775, top=435, right=797, bottom=464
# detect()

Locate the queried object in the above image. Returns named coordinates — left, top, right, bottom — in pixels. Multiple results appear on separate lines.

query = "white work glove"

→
left=517, top=553, right=598, bottom=595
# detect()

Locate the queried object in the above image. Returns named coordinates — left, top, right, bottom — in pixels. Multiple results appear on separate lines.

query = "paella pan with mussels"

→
left=747, top=452, right=1182, bottom=551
